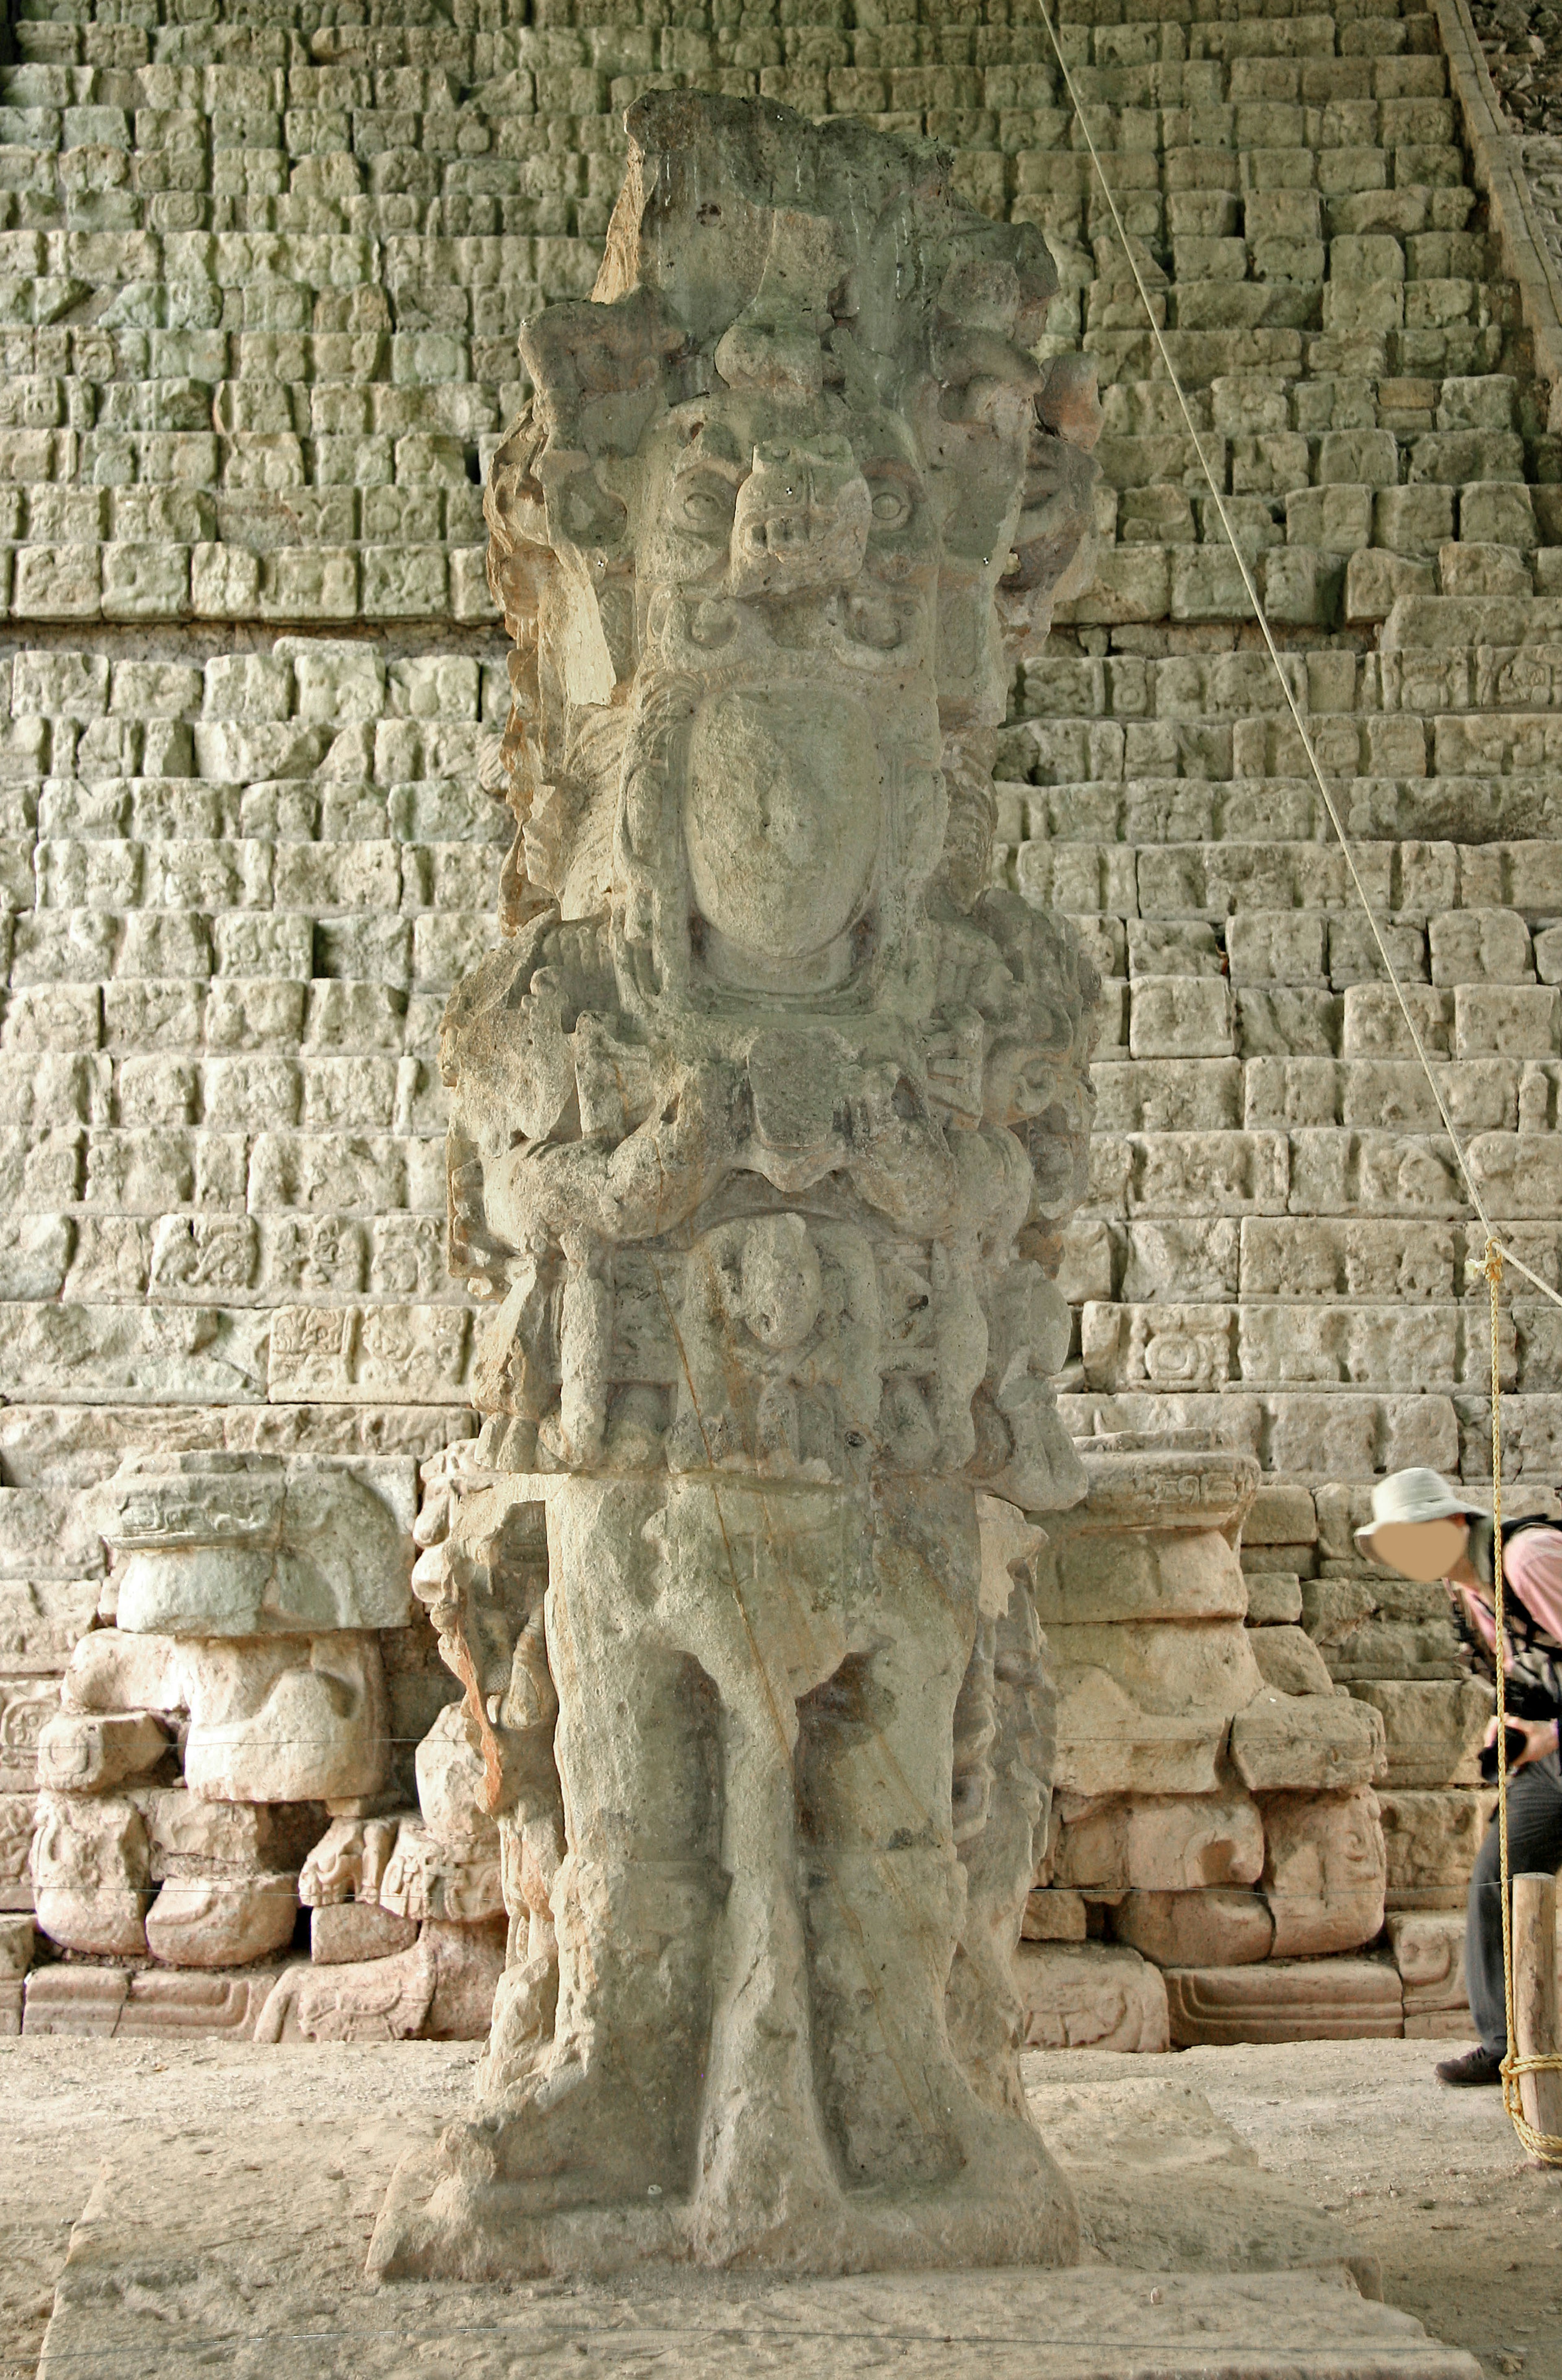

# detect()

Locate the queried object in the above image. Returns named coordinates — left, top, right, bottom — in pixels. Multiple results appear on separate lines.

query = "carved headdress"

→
left=443, top=92, right=1102, bottom=1511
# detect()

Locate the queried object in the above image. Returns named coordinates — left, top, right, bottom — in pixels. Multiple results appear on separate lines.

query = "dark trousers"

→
left=1467, top=1755, right=1562, bottom=2057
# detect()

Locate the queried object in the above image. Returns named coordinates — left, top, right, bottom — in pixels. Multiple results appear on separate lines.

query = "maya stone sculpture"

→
left=371, top=91, right=1102, bottom=2281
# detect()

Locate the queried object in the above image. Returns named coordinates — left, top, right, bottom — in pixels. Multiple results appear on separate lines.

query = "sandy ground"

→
left=0, top=2033, right=1553, bottom=2379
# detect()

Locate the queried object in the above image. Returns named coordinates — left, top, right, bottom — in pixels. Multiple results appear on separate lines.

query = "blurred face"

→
left=1370, top=1515, right=1470, bottom=1583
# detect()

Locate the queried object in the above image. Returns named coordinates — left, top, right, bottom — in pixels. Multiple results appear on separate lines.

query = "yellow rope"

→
left=1031, top=0, right=1562, bottom=2159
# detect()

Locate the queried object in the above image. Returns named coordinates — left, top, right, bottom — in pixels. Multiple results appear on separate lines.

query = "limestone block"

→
left=0, top=1793, right=36, bottom=1901
left=1344, top=547, right=1435, bottom=623
left=1014, top=1941, right=1170, bottom=2053
left=312, top=1901, right=419, bottom=1963
left=181, top=1633, right=388, bottom=1804
left=22, top=1962, right=279, bottom=2040
left=1245, top=1574, right=1304, bottom=1624
left=31, top=1788, right=151, bottom=1954
left=1385, top=1909, right=1469, bottom=2021
left=414, top=1696, right=497, bottom=1848
left=0, top=1675, right=65, bottom=1791
left=1380, top=1787, right=1494, bottom=1908
left=1054, top=1792, right=1265, bottom=1892
left=1020, top=1888, right=1087, bottom=1943
left=144, top=1871, right=299, bottom=1968
left=1035, top=1527, right=1246, bottom=1628
left=1300, top=1577, right=1464, bottom=1682
left=1034, top=1450, right=1254, bottom=1626
left=1047, top=1618, right=1264, bottom=1723
left=113, top=1966, right=281, bottom=2041
left=1129, top=977, right=1233, bottom=1058
left=36, top=1708, right=170, bottom=1793
left=1347, top=1678, right=1492, bottom=1787
left=1244, top=1486, right=1318, bottom=1547
left=297, top=1810, right=410, bottom=1909
left=423, top=1913, right=508, bottom=2040
left=137, top=1789, right=321, bottom=1881
left=0, top=1914, right=33, bottom=1978
left=1248, top=1626, right=1334, bottom=1697
left=1111, top=1887, right=1274, bottom=1968
left=376, top=1813, right=503, bottom=1924
left=254, top=1938, right=437, bottom=2042
left=100, top=1452, right=415, bottom=1637
left=1054, top=1666, right=1228, bottom=1800
left=0, top=1582, right=100, bottom=1673
left=1165, top=1959, right=1403, bottom=2046
left=1230, top=1689, right=1385, bottom=1795
left=1374, top=483, right=1454, bottom=554
left=1460, top=481, right=1535, bottom=543
left=1259, top=1787, right=1386, bottom=1955
left=21, top=1967, right=129, bottom=2036
left=62, top=1628, right=182, bottom=1714
left=1438, top=541, right=1529, bottom=597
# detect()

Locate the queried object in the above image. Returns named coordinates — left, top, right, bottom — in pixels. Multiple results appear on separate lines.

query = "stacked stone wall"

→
left=0, top=0, right=1554, bottom=2012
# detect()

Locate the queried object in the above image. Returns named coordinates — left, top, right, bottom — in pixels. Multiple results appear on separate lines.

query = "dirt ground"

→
left=0, top=2033, right=1554, bottom=2380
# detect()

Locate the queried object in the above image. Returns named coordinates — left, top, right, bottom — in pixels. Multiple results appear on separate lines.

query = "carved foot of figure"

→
left=369, top=1854, right=720, bottom=2279
left=784, top=1844, right=1078, bottom=2273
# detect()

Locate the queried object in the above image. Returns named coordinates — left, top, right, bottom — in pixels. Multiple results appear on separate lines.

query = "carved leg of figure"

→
left=803, top=1842, right=1077, bottom=2267
left=787, top=1485, right=1076, bottom=2269
left=369, top=1481, right=724, bottom=2278
left=946, top=1574, right=1054, bottom=2118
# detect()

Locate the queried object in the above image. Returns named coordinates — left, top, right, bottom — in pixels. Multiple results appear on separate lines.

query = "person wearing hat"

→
left=1358, top=1467, right=1562, bottom=2087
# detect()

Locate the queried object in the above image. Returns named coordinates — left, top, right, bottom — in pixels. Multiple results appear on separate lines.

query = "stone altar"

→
left=369, top=90, right=1103, bottom=2280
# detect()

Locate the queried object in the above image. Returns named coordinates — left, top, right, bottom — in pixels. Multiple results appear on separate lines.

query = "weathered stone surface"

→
left=1386, top=1911, right=1471, bottom=2027
left=63, top=1629, right=182, bottom=1716
left=22, top=1962, right=279, bottom=2040
left=1230, top=1689, right=1386, bottom=1796
left=1248, top=1628, right=1335, bottom=1699
left=1380, top=1788, right=1495, bottom=1910
left=423, top=1914, right=509, bottom=2040
left=1053, top=1664, right=1229, bottom=1800
left=1021, top=1889, right=1088, bottom=1943
left=0, top=1676, right=63, bottom=1792
left=1244, top=1575, right=1305, bottom=1626
left=0, top=1914, right=34, bottom=1979
left=1113, top=1889, right=1276, bottom=1969
left=36, top=1709, right=170, bottom=1794
left=181, top=1634, right=388, bottom=1805
left=371, top=89, right=1101, bottom=2284
left=137, top=1790, right=321, bottom=1882
left=1014, top=1941, right=1171, bottom=2053
left=1165, top=1960, right=1404, bottom=2046
left=1034, top=1451, right=1256, bottom=1626
left=30, top=1789, right=151, bottom=1955
left=312, top=1902, right=419, bottom=1965
left=100, top=1453, right=416, bottom=1637
left=144, top=1872, right=300, bottom=1968
left=255, top=1942, right=437, bottom=2044
left=1054, top=1792, right=1265, bottom=1894
left=1348, top=1680, right=1494, bottom=1787
left=1260, top=1789, right=1387, bottom=1957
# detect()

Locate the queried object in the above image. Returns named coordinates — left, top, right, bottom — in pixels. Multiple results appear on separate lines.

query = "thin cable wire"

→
left=1036, top=0, right=1562, bottom=1325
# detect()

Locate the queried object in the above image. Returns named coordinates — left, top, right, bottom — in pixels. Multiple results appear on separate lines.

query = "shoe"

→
left=1435, top=2045, right=1503, bottom=2087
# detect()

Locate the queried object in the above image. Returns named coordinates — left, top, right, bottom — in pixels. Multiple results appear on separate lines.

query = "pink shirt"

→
left=1457, top=1528, right=1562, bottom=1661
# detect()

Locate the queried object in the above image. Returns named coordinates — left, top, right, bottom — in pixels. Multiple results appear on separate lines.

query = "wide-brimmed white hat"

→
left=1354, top=1467, right=1484, bottom=1549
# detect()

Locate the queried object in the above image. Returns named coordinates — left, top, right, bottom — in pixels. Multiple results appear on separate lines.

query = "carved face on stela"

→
left=483, top=93, right=1102, bottom=1015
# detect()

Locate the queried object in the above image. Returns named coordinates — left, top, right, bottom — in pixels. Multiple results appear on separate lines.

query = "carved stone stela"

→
left=369, top=91, right=1102, bottom=2280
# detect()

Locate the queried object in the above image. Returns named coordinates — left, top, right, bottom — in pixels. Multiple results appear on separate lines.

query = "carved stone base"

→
left=367, top=2114, right=1079, bottom=2281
